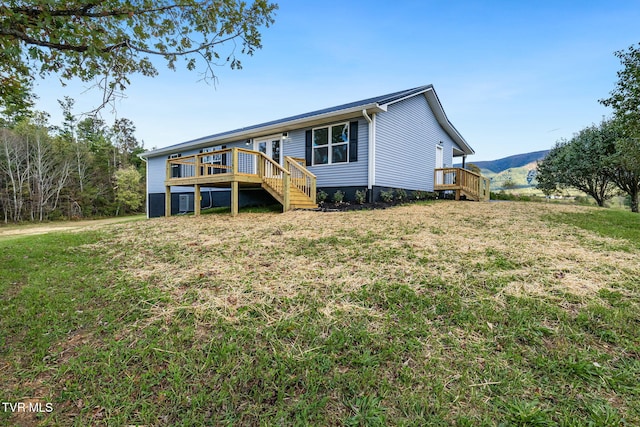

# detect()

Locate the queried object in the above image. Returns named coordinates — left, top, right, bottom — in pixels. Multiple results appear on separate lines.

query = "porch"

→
left=164, top=148, right=317, bottom=216
left=434, top=168, right=490, bottom=201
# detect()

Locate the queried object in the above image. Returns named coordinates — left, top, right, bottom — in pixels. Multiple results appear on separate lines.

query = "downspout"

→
left=462, top=154, right=467, bottom=169
left=138, top=154, right=149, bottom=219
left=362, top=109, right=375, bottom=203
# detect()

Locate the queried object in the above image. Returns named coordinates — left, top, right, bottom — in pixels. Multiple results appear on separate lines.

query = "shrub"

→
left=413, top=190, right=437, bottom=201
left=355, top=189, right=367, bottom=204
left=413, top=190, right=427, bottom=200
left=380, top=190, right=394, bottom=203
left=395, top=188, right=407, bottom=202
left=317, top=189, right=328, bottom=203
left=332, top=190, right=345, bottom=204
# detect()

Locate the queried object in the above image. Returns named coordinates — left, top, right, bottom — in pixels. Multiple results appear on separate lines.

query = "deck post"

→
left=165, top=186, right=171, bottom=217
left=231, top=148, right=239, bottom=216
left=283, top=173, right=290, bottom=212
left=231, top=181, right=239, bottom=216
left=231, top=148, right=238, bottom=175
left=194, top=184, right=201, bottom=216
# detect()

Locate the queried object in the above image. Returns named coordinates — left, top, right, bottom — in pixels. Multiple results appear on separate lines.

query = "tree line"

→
left=0, top=1, right=277, bottom=223
left=0, top=98, right=145, bottom=223
left=537, top=43, right=640, bottom=213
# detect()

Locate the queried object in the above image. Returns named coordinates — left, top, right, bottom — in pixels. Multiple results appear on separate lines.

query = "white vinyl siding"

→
left=286, top=120, right=369, bottom=187
left=374, top=94, right=456, bottom=191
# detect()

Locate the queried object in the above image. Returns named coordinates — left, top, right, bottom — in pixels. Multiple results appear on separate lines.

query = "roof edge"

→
left=422, top=88, right=475, bottom=156
left=141, top=103, right=386, bottom=158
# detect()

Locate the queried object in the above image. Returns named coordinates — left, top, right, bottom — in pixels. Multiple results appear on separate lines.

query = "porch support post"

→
left=231, top=181, right=239, bottom=216
left=165, top=186, right=171, bottom=217
left=194, top=184, right=201, bottom=216
left=283, top=173, right=290, bottom=212
left=462, top=155, right=467, bottom=169
left=230, top=147, right=239, bottom=216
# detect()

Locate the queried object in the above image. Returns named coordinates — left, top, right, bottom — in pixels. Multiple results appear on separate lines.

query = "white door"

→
left=435, top=145, right=444, bottom=185
left=255, top=138, right=282, bottom=164
left=255, top=137, right=282, bottom=177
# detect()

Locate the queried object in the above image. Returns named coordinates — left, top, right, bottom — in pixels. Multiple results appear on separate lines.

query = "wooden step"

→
left=260, top=177, right=316, bottom=210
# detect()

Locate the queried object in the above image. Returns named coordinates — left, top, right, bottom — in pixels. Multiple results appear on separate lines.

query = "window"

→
left=169, top=153, right=182, bottom=178
left=201, top=146, right=223, bottom=164
left=313, top=122, right=349, bottom=165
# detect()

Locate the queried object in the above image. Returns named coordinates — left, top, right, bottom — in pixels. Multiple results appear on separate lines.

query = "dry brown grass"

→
left=88, top=201, right=639, bottom=328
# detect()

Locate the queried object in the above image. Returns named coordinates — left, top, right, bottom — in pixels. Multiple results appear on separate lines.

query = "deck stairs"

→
left=262, top=176, right=318, bottom=210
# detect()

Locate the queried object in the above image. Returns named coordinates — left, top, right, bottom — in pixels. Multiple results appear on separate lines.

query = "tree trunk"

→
left=631, top=187, right=639, bottom=213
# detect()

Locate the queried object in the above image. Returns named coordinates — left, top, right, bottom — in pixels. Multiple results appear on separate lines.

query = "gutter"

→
left=362, top=109, right=375, bottom=202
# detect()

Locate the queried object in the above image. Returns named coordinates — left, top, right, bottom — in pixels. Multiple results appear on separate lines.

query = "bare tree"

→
left=29, top=127, right=71, bottom=221
left=0, top=128, right=30, bottom=222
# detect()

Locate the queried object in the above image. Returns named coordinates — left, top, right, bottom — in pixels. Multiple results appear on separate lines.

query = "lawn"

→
left=1, top=201, right=638, bottom=426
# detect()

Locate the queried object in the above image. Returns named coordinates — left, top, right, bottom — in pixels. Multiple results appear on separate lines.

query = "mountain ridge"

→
left=465, top=150, right=550, bottom=173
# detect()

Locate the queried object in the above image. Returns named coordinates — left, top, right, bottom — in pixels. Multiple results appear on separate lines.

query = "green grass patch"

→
left=2, top=204, right=640, bottom=425
left=200, top=204, right=283, bottom=215
left=546, top=208, right=640, bottom=249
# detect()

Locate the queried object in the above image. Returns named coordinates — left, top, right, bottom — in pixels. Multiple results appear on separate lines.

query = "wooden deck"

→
left=165, top=148, right=317, bottom=216
left=434, top=168, right=490, bottom=201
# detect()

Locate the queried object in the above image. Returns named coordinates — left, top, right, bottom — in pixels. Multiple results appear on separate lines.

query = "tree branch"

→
left=4, top=3, right=187, bottom=19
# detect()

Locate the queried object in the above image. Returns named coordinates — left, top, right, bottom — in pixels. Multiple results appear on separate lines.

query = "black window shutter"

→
left=305, top=130, right=313, bottom=166
left=349, top=121, right=358, bottom=162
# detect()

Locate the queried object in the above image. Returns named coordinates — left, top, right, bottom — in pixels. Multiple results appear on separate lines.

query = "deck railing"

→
left=166, top=148, right=282, bottom=181
left=166, top=148, right=233, bottom=181
left=285, top=156, right=316, bottom=204
left=434, top=167, right=490, bottom=201
left=167, top=148, right=307, bottom=209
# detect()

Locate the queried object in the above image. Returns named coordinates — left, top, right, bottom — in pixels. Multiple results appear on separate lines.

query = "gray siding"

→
left=374, top=94, right=456, bottom=191
left=147, top=119, right=369, bottom=195
left=285, top=119, right=369, bottom=187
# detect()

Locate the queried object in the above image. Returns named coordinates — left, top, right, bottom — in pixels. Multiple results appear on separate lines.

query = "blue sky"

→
left=34, top=1, right=640, bottom=161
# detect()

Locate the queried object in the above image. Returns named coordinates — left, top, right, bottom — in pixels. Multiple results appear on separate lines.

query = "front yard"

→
left=1, top=201, right=638, bottom=425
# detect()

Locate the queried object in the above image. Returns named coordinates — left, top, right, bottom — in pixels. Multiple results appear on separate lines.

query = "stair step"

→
left=261, top=175, right=316, bottom=210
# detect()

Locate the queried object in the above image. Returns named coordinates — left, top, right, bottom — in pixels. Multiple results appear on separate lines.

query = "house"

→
left=140, top=84, right=489, bottom=218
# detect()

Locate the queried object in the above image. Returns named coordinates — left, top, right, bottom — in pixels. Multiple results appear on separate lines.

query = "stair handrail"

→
left=434, top=167, right=490, bottom=201
left=254, top=150, right=290, bottom=178
left=284, top=156, right=317, bottom=204
left=255, top=151, right=291, bottom=210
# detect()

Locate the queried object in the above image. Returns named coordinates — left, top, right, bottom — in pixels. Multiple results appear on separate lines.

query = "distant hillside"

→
left=455, top=150, right=551, bottom=191
left=464, top=150, right=549, bottom=173
left=483, top=161, right=540, bottom=190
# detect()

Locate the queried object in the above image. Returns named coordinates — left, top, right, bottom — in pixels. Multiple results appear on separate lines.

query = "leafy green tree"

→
left=608, top=134, right=640, bottom=212
left=600, top=44, right=640, bottom=212
left=0, top=0, right=277, bottom=111
left=536, top=123, right=618, bottom=207
left=114, top=165, right=144, bottom=215
left=535, top=149, right=561, bottom=198
left=0, top=72, right=34, bottom=124
left=600, top=43, right=640, bottom=140
left=110, top=118, right=143, bottom=169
